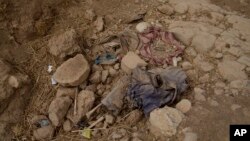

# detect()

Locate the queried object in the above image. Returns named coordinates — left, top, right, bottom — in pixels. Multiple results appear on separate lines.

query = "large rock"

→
left=53, top=54, right=90, bottom=86
left=170, top=27, right=195, bottom=45
left=191, top=32, right=216, bottom=53
left=67, top=90, right=95, bottom=123
left=218, top=60, right=247, bottom=81
left=121, top=51, right=147, bottom=74
left=48, top=96, right=72, bottom=126
left=48, top=29, right=81, bottom=59
left=149, top=106, right=184, bottom=137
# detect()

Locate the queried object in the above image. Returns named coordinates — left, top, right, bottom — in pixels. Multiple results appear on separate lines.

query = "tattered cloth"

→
left=127, top=67, right=188, bottom=115
left=96, top=26, right=184, bottom=66
left=137, top=27, right=184, bottom=65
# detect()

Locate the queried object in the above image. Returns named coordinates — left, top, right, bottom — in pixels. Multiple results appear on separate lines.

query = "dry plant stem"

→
left=88, top=116, right=105, bottom=129
left=74, top=89, right=78, bottom=116
left=86, top=103, right=103, bottom=119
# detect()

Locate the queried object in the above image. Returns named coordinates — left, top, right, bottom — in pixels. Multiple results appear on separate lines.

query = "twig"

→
left=86, top=103, right=103, bottom=119
left=88, top=116, right=105, bottom=129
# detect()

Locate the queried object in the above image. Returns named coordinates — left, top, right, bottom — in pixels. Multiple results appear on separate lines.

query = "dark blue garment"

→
left=127, top=67, right=188, bottom=115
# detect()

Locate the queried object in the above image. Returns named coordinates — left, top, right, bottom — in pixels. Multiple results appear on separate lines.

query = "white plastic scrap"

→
left=51, top=78, right=57, bottom=85
left=48, top=65, right=53, bottom=73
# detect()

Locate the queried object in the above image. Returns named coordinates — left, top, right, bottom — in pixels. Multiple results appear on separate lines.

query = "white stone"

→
left=218, top=60, right=247, bottom=81
left=136, top=22, right=151, bottom=33
left=191, top=32, right=216, bottom=53
left=176, top=99, right=192, bottom=113
left=149, top=106, right=184, bottom=137
left=53, top=54, right=90, bottom=86
left=121, top=51, right=147, bottom=74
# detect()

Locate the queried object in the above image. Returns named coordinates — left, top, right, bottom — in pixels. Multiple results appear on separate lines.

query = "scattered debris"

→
left=51, top=78, right=57, bottom=85
left=47, top=65, right=53, bottom=73
left=81, top=128, right=92, bottom=139
left=127, top=67, right=188, bottom=115
left=95, top=53, right=117, bottom=65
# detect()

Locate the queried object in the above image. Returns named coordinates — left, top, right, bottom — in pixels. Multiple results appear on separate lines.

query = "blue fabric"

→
left=127, top=67, right=188, bottom=115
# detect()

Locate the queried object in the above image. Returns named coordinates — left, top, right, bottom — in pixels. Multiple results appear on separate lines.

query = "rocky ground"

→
left=0, top=0, right=250, bottom=141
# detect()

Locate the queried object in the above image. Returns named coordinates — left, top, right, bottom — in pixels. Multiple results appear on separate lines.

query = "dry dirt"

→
left=0, top=0, right=250, bottom=141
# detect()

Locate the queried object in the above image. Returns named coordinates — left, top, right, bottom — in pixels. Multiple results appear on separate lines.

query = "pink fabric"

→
left=138, top=27, right=184, bottom=65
